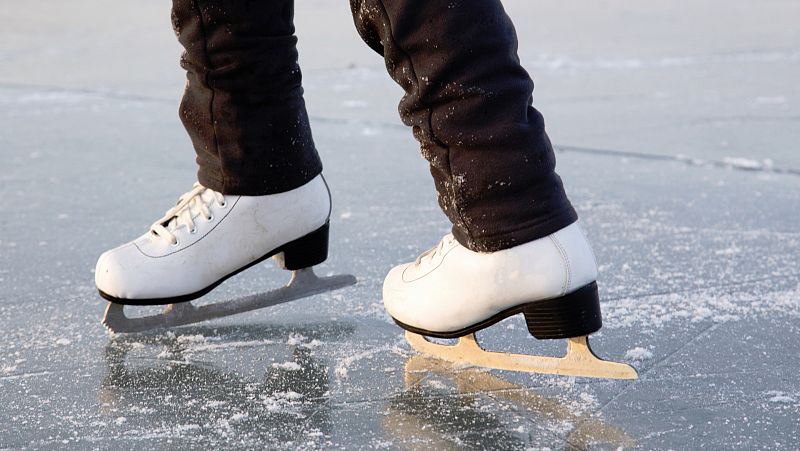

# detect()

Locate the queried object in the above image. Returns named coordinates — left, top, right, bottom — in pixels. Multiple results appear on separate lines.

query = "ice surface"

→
left=1, top=0, right=799, bottom=449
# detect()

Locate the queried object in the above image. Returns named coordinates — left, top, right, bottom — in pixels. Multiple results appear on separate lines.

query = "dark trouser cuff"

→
left=351, top=0, right=578, bottom=253
left=173, top=0, right=323, bottom=196
left=453, top=206, right=578, bottom=253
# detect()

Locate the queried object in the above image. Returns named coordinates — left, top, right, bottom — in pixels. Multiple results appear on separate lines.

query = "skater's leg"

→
left=173, top=0, right=322, bottom=195
left=95, top=1, right=344, bottom=309
left=352, top=2, right=632, bottom=376
left=350, top=0, right=576, bottom=252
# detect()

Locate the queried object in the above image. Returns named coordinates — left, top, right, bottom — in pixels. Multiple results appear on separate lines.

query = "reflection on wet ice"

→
left=96, top=321, right=633, bottom=448
left=382, top=354, right=635, bottom=450
left=99, top=322, right=354, bottom=444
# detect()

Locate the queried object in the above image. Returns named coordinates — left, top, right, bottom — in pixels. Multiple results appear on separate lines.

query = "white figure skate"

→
left=96, top=175, right=356, bottom=333
left=383, top=222, right=637, bottom=380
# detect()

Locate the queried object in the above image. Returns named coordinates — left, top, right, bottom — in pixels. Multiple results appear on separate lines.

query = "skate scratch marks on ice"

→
left=603, top=285, right=800, bottom=329
left=182, top=339, right=277, bottom=353
left=334, top=339, right=407, bottom=380
left=0, top=370, right=52, bottom=381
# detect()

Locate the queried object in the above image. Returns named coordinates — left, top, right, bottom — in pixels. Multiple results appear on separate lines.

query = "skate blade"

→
left=102, top=268, right=357, bottom=334
left=405, top=331, right=638, bottom=380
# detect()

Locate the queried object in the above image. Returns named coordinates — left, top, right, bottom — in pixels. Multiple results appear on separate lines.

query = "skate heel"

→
left=523, top=282, right=603, bottom=339
left=274, top=221, right=330, bottom=270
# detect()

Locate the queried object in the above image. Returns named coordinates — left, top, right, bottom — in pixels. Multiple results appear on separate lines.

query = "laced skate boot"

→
left=384, top=222, right=637, bottom=379
left=96, top=175, right=332, bottom=305
left=384, top=222, right=601, bottom=339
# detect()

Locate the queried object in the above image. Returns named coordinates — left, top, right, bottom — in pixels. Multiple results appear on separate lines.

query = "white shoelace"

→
left=414, top=234, right=456, bottom=266
left=150, top=183, right=226, bottom=245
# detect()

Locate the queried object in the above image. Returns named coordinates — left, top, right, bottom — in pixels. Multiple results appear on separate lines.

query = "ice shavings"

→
left=624, top=347, right=654, bottom=361
left=764, top=390, right=798, bottom=405
left=155, top=348, right=180, bottom=360
left=286, top=333, right=323, bottom=349
left=560, top=391, right=599, bottom=418
left=603, top=285, right=800, bottom=330
left=0, top=370, right=52, bottom=381
left=176, top=334, right=205, bottom=344
left=271, top=361, right=302, bottom=371
left=714, top=243, right=741, bottom=256
left=722, top=157, right=773, bottom=171
left=116, top=423, right=204, bottom=441
left=769, top=394, right=795, bottom=404
left=334, top=341, right=406, bottom=379
left=188, top=339, right=276, bottom=352
left=261, top=391, right=305, bottom=416
left=424, top=379, right=448, bottom=390
left=286, top=333, right=306, bottom=346
left=168, top=333, right=277, bottom=353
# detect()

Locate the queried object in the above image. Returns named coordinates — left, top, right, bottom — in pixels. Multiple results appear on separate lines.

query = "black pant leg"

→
left=172, top=0, right=322, bottom=195
left=350, top=0, right=577, bottom=252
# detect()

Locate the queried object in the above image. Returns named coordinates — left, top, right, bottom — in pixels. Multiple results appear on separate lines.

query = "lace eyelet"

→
left=217, top=201, right=227, bottom=208
left=206, top=214, right=214, bottom=222
left=189, top=227, right=198, bottom=234
left=171, top=239, right=180, bottom=247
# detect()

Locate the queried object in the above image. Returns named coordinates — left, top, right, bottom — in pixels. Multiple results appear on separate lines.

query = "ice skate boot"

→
left=96, top=175, right=356, bottom=333
left=383, top=222, right=636, bottom=379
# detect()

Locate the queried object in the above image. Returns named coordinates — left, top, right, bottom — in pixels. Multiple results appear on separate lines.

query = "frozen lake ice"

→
left=1, top=1, right=799, bottom=448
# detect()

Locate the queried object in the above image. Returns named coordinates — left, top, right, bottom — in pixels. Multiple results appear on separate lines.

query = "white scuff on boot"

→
left=384, top=222, right=637, bottom=379
left=96, top=175, right=356, bottom=333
